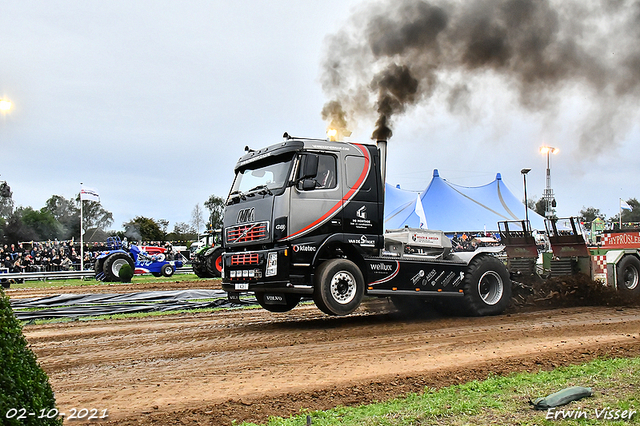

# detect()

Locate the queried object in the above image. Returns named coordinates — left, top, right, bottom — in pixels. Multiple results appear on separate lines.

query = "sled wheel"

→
left=103, top=253, right=134, bottom=282
left=313, top=258, right=364, bottom=316
left=461, top=255, right=511, bottom=316
left=255, top=293, right=301, bottom=313
left=161, top=264, right=174, bottom=277
left=617, top=255, right=640, bottom=297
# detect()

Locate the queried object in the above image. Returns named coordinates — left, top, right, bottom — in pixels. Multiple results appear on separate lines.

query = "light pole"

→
left=521, top=168, right=531, bottom=231
left=540, top=146, right=558, bottom=218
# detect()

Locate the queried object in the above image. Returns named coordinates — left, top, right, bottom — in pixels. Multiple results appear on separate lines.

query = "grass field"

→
left=242, top=357, right=640, bottom=426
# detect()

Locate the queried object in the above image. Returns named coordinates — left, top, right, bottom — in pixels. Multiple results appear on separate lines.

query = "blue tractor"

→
left=95, top=237, right=183, bottom=282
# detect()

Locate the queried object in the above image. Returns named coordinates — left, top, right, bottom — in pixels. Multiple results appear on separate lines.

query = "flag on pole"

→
left=80, top=186, right=100, bottom=202
left=414, top=193, right=427, bottom=229
left=621, top=198, right=632, bottom=211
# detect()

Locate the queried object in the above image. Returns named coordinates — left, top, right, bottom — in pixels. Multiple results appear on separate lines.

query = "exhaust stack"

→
left=377, top=139, right=387, bottom=187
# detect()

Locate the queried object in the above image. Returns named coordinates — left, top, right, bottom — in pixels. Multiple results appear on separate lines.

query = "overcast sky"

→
left=1, top=0, right=638, bottom=234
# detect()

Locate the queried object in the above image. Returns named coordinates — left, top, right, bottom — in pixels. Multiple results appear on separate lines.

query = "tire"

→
left=1, top=279, right=9, bottom=289
left=460, top=255, right=512, bottom=316
left=161, top=263, right=174, bottom=278
left=192, top=261, right=209, bottom=278
left=313, top=258, right=364, bottom=316
left=103, top=253, right=134, bottom=282
left=255, top=293, right=301, bottom=312
left=205, top=248, right=224, bottom=278
left=151, top=272, right=162, bottom=277
left=94, top=258, right=105, bottom=280
left=616, top=255, right=640, bottom=298
left=94, top=258, right=104, bottom=274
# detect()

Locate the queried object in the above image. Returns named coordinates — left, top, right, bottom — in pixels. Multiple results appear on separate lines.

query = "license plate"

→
left=234, top=283, right=249, bottom=290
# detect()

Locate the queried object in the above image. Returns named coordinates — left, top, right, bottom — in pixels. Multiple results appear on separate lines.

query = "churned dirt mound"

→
left=510, top=273, right=639, bottom=309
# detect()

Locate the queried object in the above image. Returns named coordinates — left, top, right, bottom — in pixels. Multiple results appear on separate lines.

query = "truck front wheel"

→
left=313, top=259, right=364, bottom=316
left=461, top=255, right=511, bottom=316
left=616, top=255, right=640, bottom=298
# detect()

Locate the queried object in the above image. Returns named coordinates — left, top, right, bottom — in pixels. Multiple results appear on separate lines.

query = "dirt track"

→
left=14, top=281, right=640, bottom=425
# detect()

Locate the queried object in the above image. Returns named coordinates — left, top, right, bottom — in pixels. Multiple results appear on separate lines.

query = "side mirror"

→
left=299, top=154, right=319, bottom=180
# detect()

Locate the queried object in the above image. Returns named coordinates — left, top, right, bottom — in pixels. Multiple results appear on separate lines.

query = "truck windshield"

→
left=230, top=154, right=294, bottom=196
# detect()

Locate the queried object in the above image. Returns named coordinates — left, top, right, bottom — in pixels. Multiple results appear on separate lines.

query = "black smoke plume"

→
left=321, top=0, right=640, bottom=151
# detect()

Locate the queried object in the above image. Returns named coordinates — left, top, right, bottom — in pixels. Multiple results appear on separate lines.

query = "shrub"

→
left=0, top=288, right=62, bottom=426
left=119, top=263, right=134, bottom=283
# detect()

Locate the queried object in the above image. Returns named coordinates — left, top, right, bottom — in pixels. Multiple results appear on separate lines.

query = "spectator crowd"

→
left=1, top=239, right=184, bottom=273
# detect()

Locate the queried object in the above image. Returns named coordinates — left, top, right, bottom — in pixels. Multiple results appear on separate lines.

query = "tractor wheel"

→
left=161, top=264, right=174, bottom=278
left=460, top=255, right=511, bottom=316
left=616, top=255, right=640, bottom=298
left=151, top=272, right=162, bottom=277
left=255, top=293, right=301, bottom=312
left=1, top=279, right=9, bottom=289
left=192, top=260, right=209, bottom=278
left=313, top=259, right=364, bottom=316
left=103, top=253, right=134, bottom=282
left=205, top=248, right=224, bottom=278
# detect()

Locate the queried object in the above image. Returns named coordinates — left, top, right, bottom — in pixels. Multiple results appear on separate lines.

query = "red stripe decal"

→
left=283, top=143, right=371, bottom=240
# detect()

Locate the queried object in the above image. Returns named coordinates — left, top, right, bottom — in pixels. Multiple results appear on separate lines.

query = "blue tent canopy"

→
left=385, top=169, right=545, bottom=233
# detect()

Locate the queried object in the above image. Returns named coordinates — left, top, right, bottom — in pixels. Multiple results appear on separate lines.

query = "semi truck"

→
left=221, top=134, right=512, bottom=316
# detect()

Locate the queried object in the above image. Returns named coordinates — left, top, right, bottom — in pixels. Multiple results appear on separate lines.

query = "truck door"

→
left=284, top=153, right=342, bottom=246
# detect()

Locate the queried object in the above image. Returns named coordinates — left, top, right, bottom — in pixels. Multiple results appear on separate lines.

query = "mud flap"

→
left=530, top=386, right=593, bottom=410
left=262, top=294, right=287, bottom=305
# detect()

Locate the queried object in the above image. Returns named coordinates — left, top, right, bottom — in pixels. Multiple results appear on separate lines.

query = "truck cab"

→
left=222, top=135, right=384, bottom=311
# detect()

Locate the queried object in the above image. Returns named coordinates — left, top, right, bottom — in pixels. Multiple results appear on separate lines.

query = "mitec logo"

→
left=237, top=208, right=255, bottom=224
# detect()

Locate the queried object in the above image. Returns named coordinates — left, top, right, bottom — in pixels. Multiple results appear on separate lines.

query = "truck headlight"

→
left=266, top=252, right=278, bottom=277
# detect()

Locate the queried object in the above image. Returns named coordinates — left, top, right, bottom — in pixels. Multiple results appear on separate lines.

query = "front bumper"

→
left=221, top=247, right=314, bottom=295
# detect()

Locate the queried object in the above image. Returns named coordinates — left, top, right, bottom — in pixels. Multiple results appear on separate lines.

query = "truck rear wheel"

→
left=313, top=259, right=364, bottom=316
left=103, top=253, right=134, bottom=282
left=255, top=293, right=301, bottom=312
left=461, top=255, right=511, bottom=316
left=617, top=255, right=640, bottom=298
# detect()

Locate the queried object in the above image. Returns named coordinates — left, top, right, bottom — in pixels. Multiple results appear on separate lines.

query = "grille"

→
left=226, top=222, right=269, bottom=244
left=231, top=253, right=259, bottom=265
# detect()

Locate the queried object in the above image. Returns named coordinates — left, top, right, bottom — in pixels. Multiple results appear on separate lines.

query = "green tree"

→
left=0, top=288, right=62, bottom=426
left=123, top=216, right=164, bottom=242
left=579, top=206, right=605, bottom=227
left=621, top=198, right=640, bottom=223
left=44, top=195, right=80, bottom=240
left=75, top=196, right=114, bottom=231
left=21, top=208, right=61, bottom=240
left=167, top=222, right=197, bottom=242
left=204, top=195, right=225, bottom=230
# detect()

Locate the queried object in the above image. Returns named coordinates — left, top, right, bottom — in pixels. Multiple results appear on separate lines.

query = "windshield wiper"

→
left=247, top=185, right=273, bottom=196
left=227, top=190, right=246, bottom=204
